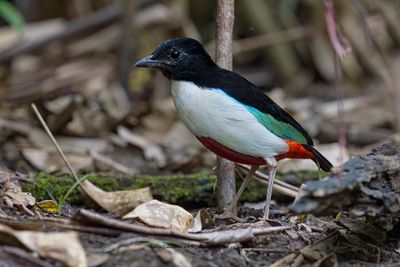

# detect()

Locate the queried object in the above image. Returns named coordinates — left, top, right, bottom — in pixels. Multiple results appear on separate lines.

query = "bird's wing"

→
left=244, top=104, right=309, bottom=145
left=206, top=68, right=314, bottom=146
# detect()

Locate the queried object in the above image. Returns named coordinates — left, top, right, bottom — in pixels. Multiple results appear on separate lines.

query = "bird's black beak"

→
left=134, top=55, right=165, bottom=68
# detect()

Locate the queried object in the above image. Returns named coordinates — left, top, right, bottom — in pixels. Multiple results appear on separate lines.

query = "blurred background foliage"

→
left=0, top=0, right=399, bottom=177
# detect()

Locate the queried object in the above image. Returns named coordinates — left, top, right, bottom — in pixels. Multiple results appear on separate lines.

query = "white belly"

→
left=170, top=81, right=288, bottom=159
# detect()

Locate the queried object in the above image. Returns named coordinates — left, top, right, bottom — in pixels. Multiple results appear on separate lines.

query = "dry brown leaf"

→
left=0, top=224, right=87, bottom=267
left=187, top=211, right=202, bottom=233
left=123, top=199, right=193, bottom=232
left=156, top=248, right=192, bottom=267
left=1, top=173, right=36, bottom=215
left=80, top=180, right=152, bottom=216
left=3, top=191, right=35, bottom=208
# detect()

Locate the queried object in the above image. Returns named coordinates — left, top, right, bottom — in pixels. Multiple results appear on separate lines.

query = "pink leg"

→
left=263, top=159, right=277, bottom=219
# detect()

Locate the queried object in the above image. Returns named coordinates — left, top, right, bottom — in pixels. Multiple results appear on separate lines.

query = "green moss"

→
left=22, top=172, right=119, bottom=204
left=22, top=170, right=319, bottom=207
left=23, top=172, right=218, bottom=206
left=125, top=172, right=216, bottom=204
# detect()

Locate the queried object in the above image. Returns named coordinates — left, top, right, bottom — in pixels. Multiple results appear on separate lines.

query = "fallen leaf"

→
left=123, top=199, right=193, bottom=232
left=87, top=252, right=109, bottom=267
left=156, top=248, right=192, bottom=267
left=0, top=224, right=87, bottom=267
left=271, top=232, right=338, bottom=267
left=3, top=190, right=35, bottom=208
left=1, top=172, right=36, bottom=215
left=81, top=180, right=153, bottom=216
left=187, top=211, right=202, bottom=233
left=187, top=209, right=214, bottom=233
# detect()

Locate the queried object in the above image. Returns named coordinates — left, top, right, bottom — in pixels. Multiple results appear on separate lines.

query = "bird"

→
left=134, top=37, right=333, bottom=220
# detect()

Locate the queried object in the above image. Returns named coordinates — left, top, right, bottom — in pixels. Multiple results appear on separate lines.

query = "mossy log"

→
left=23, top=172, right=274, bottom=208
left=23, top=168, right=322, bottom=208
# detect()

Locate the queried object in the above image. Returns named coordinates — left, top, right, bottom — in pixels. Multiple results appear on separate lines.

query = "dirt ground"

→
left=2, top=205, right=398, bottom=267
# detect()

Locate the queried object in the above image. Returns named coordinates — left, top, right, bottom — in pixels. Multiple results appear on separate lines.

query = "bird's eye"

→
left=170, top=50, right=180, bottom=60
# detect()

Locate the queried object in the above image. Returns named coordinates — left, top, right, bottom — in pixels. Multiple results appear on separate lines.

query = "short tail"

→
left=304, top=145, right=333, bottom=172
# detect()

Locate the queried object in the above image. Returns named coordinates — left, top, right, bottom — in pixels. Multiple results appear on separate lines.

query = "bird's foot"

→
left=215, top=210, right=247, bottom=223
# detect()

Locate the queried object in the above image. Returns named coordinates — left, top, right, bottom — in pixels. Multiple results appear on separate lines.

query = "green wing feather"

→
left=245, top=105, right=308, bottom=144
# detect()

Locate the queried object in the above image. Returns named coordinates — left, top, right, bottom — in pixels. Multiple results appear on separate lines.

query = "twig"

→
left=237, top=164, right=299, bottom=198
left=76, top=209, right=208, bottom=241
left=97, top=236, right=202, bottom=252
left=322, top=0, right=351, bottom=58
left=252, top=226, right=292, bottom=235
left=215, top=0, right=236, bottom=208
left=322, top=0, right=350, bottom=174
left=334, top=55, right=346, bottom=173
left=76, top=209, right=290, bottom=245
left=31, top=103, right=79, bottom=183
left=0, top=216, right=120, bottom=237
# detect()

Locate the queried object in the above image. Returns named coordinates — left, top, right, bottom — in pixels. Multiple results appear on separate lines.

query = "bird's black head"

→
left=134, top=37, right=216, bottom=81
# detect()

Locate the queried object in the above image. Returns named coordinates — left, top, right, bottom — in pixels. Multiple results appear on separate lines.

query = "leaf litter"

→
left=1, top=2, right=400, bottom=265
left=0, top=105, right=398, bottom=266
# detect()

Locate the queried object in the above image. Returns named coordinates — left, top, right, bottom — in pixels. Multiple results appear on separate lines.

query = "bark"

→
left=290, top=143, right=400, bottom=231
left=215, top=0, right=236, bottom=208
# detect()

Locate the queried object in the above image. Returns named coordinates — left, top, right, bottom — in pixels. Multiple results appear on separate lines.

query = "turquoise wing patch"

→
left=245, top=105, right=308, bottom=144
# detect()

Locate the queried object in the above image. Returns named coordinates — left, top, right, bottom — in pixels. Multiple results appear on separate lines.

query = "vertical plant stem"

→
left=118, top=0, right=135, bottom=99
left=215, top=0, right=236, bottom=208
left=335, top=55, right=346, bottom=174
left=322, top=0, right=349, bottom=174
left=31, top=103, right=80, bottom=183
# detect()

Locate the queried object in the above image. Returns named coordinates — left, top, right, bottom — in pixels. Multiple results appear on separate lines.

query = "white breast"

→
left=170, top=81, right=288, bottom=159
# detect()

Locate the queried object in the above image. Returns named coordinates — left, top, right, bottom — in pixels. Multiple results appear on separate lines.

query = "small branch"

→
left=76, top=209, right=290, bottom=245
left=237, top=164, right=299, bottom=198
left=76, top=209, right=208, bottom=241
left=0, top=216, right=120, bottom=237
left=215, top=0, right=236, bottom=208
left=322, top=0, right=350, bottom=172
left=322, top=0, right=351, bottom=58
left=31, top=103, right=79, bottom=183
left=215, top=0, right=234, bottom=69
left=334, top=55, right=346, bottom=172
